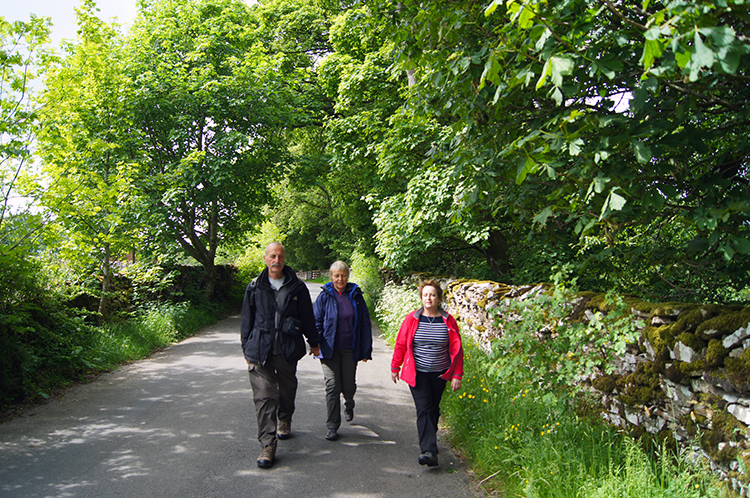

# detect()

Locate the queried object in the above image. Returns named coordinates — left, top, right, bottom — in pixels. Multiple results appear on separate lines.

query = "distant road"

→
left=0, top=282, right=483, bottom=497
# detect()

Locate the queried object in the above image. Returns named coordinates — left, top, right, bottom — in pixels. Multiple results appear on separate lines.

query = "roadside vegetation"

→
left=376, top=282, right=734, bottom=497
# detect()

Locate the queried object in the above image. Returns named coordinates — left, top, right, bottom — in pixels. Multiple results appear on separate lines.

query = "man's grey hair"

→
left=330, top=260, right=350, bottom=275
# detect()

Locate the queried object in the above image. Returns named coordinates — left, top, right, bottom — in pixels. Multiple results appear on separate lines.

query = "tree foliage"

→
left=367, top=0, right=750, bottom=300
left=0, top=15, right=51, bottom=254
left=122, top=0, right=290, bottom=299
left=35, top=0, right=134, bottom=317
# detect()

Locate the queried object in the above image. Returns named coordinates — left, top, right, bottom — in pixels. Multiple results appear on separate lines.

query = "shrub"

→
left=235, top=222, right=285, bottom=286
left=375, top=283, right=421, bottom=343
left=349, top=250, right=384, bottom=311
left=488, top=279, right=643, bottom=399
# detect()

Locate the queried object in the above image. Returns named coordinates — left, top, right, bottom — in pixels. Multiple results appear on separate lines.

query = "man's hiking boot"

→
left=418, top=451, right=438, bottom=467
left=277, top=420, right=291, bottom=440
left=256, top=439, right=277, bottom=469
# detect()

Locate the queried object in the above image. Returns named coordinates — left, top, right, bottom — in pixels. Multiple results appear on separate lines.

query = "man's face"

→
left=264, top=244, right=286, bottom=276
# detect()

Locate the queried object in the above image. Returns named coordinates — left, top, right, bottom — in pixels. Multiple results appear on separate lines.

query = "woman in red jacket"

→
left=391, top=279, right=464, bottom=467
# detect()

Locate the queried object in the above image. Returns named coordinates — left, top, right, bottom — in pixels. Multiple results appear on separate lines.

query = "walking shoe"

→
left=418, top=451, right=438, bottom=467
left=344, top=407, right=354, bottom=422
left=277, top=420, right=291, bottom=440
left=325, top=428, right=339, bottom=441
left=257, top=439, right=277, bottom=469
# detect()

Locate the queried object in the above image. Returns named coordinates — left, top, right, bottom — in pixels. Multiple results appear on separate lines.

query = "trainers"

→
left=418, top=451, right=438, bottom=467
left=277, top=420, right=291, bottom=440
left=325, top=428, right=339, bottom=441
left=257, top=439, right=277, bottom=469
left=344, top=407, right=354, bottom=422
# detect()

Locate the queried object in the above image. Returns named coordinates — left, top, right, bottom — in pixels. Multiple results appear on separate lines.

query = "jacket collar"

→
left=323, top=281, right=359, bottom=296
left=414, top=306, right=447, bottom=320
left=259, top=265, right=299, bottom=289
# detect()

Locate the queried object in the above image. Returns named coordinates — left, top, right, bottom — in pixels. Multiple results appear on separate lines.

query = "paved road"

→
left=0, top=283, right=483, bottom=498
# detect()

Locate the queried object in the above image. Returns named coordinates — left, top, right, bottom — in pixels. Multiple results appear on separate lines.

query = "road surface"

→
left=0, top=283, right=483, bottom=497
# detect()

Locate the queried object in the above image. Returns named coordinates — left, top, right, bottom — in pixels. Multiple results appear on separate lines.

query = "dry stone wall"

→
left=435, top=278, right=750, bottom=495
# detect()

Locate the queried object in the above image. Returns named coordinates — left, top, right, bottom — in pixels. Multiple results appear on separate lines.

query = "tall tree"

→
left=369, top=0, right=750, bottom=300
left=265, top=2, right=405, bottom=267
left=0, top=15, right=51, bottom=255
left=35, top=0, right=133, bottom=317
left=123, top=0, right=285, bottom=299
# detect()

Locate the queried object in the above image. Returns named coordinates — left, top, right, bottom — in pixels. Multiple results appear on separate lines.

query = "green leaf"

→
left=631, top=140, right=652, bottom=164
left=693, top=30, right=715, bottom=70
left=607, top=190, right=627, bottom=211
left=518, top=3, right=536, bottom=29
left=641, top=38, right=665, bottom=70
left=533, top=206, right=554, bottom=227
left=569, top=138, right=584, bottom=156
left=516, top=156, right=534, bottom=185
left=550, top=55, right=574, bottom=87
left=484, top=0, right=503, bottom=17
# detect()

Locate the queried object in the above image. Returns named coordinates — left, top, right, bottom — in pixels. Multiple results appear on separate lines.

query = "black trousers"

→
left=409, top=371, right=447, bottom=454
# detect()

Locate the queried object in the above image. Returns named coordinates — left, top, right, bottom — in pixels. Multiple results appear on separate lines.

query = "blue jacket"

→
left=313, top=282, right=373, bottom=362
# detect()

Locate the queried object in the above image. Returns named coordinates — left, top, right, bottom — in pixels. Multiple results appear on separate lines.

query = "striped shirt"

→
left=413, top=315, right=451, bottom=373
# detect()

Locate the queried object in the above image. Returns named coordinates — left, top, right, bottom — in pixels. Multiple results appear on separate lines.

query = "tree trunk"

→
left=98, top=242, right=112, bottom=320
left=483, top=229, right=512, bottom=280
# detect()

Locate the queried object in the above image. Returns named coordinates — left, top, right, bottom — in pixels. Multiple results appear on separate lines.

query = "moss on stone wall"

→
left=617, top=363, right=663, bottom=406
left=696, top=310, right=750, bottom=338
left=702, top=410, right=744, bottom=463
left=592, top=374, right=617, bottom=393
left=441, top=277, right=750, bottom=491
left=707, top=339, right=730, bottom=367
left=724, top=356, right=750, bottom=390
left=677, top=332, right=706, bottom=352
left=644, top=324, right=672, bottom=358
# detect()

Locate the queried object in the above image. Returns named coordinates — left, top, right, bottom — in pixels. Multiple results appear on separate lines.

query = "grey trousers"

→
left=248, top=354, right=298, bottom=446
left=320, top=349, right=357, bottom=430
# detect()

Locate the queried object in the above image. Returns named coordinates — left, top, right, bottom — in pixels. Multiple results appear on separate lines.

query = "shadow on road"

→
left=0, top=290, right=484, bottom=498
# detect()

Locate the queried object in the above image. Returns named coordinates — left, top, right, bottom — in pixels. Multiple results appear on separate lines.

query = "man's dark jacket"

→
left=241, top=266, right=318, bottom=366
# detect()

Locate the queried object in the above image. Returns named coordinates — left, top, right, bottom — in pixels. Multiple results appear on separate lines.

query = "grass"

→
left=91, top=302, right=220, bottom=368
left=442, top=340, right=732, bottom=497
left=304, top=275, right=330, bottom=284
left=1, top=300, right=222, bottom=419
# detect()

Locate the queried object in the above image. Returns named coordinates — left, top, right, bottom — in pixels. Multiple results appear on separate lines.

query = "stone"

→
left=723, top=393, right=740, bottom=404
left=672, top=341, right=700, bottom=363
left=625, top=409, right=641, bottom=426
left=692, top=378, right=720, bottom=396
left=728, top=404, right=750, bottom=426
left=704, top=372, right=738, bottom=394
left=723, top=326, right=749, bottom=349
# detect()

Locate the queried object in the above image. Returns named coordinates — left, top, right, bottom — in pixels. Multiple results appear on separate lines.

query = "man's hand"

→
left=391, top=371, right=399, bottom=384
left=309, top=346, right=320, bottom=357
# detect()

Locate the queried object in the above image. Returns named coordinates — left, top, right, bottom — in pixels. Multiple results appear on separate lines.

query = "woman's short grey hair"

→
left=330, top=260, right=350, bottom=275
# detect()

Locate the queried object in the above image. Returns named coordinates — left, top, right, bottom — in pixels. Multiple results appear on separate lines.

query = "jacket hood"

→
left=322, top=281, right=361, bottom=297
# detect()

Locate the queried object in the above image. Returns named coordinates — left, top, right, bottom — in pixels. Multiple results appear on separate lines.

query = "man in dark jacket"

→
left=241, top=242, right=319, bottom=469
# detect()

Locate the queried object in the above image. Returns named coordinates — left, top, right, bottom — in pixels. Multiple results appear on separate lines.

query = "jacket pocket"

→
left=282, top=316, right=302, bottom=336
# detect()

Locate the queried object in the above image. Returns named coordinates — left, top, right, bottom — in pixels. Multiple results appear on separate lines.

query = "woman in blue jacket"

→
left=313, top=261, right=373, bottom=441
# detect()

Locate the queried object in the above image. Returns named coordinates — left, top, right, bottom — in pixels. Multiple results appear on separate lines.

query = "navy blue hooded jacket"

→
left=313, top=281, right=373, bottom=362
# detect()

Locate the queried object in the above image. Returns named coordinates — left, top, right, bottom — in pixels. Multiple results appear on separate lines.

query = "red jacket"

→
left=391, top=308, right=464, bottom=388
